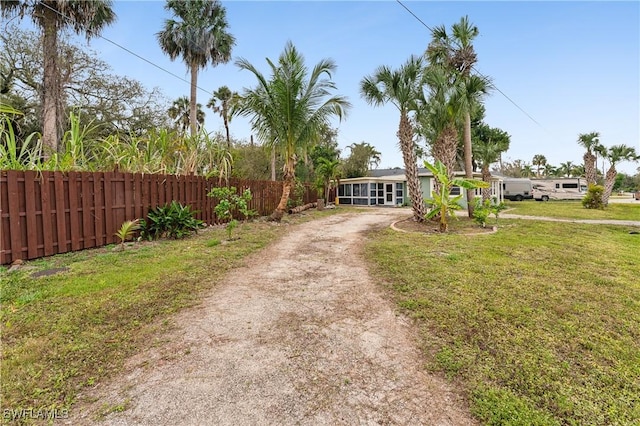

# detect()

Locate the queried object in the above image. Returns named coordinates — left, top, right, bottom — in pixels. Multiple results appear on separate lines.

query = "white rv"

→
left=502, top=178, right=533, bottom=201
left=531, top=178, right=587, bottom=201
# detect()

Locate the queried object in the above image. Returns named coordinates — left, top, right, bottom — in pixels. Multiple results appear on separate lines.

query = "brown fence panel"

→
left=1, top=170, right=318, bottom=265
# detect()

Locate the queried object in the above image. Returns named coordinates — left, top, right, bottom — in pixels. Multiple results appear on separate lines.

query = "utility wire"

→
left=35, top=0, right=215, bottom=99
left=396, top=0, right=546, bottom=131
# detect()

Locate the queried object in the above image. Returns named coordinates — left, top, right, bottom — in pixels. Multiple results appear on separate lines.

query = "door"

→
left=385, top=183, right=394, bottom=205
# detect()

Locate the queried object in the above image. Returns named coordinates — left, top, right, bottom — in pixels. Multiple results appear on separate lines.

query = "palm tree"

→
left=532, top=154, right=547, bottom=178
left=235, top=42, right=350, bottom=221
left=602, top=144, right=638, bottom=205
left=360, top=56, right=426, bottom=221
left=1, top=0, right=115, bottom=156
left=207, top=85, right=237, bottom=147
left=157, top=0, right=235, bottom=137
left=576, top=131, right=601, bottom=185
left=168, top=96, right=204, bottom=134
left=426, top=15, right=489, bottom=217
left=316, top=157, right=341, bottom=202
left=473, top=124, right=510, bottom=201
left=522, top=164, right=534, bottom=178
left=559, top=161, right=575, bottom=177
left=418, top=64, right=462, bottom=182
left=542, top=163, right=557, bottom=177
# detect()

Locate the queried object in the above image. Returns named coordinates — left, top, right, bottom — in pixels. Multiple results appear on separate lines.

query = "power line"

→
left=395, top=0, right=546, bottom=131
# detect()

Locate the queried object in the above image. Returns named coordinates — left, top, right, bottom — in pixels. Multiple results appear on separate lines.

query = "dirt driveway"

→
left=70, top=210, right=476, bottom=425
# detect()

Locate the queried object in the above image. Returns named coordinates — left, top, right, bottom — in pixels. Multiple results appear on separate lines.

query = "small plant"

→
left=582, top=184, right=605, bottom=209
left=226, top=219, right=238, bottom=240
left=472, top=198, right=490, bottom=228
left=208, top=186, right=256, bottom=240
left=115, top=219, right=141, bottom=250
left=140, top=201, right=204, bottom=240
left=489, top=200, right=508, bottom=225
left=424, top=160, right=489, bottom=232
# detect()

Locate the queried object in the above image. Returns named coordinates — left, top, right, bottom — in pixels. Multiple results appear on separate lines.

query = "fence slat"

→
left=7, top=172, right=23, bottom=262
left=94, top=172, right=105, bottom=246
left=41, top=172, right=55, bottom=256
left=24, top=171, right=38, bottom=259
left=68, top=172, right=81, bottom=251
left=103, top=172, right=114, bottom=245
left=54, top=172, right=68, bottom=253
left=81, top=173, right=94, bottom=249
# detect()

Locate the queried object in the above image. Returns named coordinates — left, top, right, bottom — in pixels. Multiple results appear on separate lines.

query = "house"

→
left=337, top=168, right=504, bottom=208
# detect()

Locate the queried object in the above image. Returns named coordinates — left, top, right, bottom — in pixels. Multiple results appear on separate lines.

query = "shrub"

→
left=473, top=198, right=491, bottom=228
left=140, top=201, right=204, bottom=240
left=582, top=184, right=605, bottom=209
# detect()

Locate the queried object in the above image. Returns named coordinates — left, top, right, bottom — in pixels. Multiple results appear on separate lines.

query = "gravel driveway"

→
left=69, top=210, right=476, bottom=425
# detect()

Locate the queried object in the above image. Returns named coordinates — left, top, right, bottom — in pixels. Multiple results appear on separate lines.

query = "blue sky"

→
left=45, top=1, right=640, bottom=174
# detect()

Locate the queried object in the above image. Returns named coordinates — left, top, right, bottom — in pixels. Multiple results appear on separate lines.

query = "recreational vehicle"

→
left=532, top=178, right=587, bottom=201
left=502, top=178, right=533, bottom=201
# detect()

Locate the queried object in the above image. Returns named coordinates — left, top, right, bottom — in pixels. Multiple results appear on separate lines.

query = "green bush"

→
left=582, top=184, right=605, bottom=209
left=473, top=198, right=491, bottom=227
left=140, top=201, right=204, bottom=240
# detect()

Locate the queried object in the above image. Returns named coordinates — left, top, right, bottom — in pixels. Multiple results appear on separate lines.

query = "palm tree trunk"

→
left=398, top=112, right=425, bottom=221
left=224, top=116, right=230, bottom=148
left=481, top=165, right=491, bottom=202
left=463, top=112, right=475, bottom=217
left=42, top=8, right=61, bottom=157
left=189, top=63, right=198, bottom=136
left=602, top=165, right=617, bottom=206
left=271, top=156, right=295, bottom=221
left=432, top=124, right=458, bottom=182
left=583, top=151, right=597, bottom=185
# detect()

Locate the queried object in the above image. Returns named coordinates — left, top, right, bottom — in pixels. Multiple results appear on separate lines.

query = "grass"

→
left=365, top=218, right=640, bottom=425
left=0, top=207, right=348, bottom=422
left=505, top=200, right=640, bottom=221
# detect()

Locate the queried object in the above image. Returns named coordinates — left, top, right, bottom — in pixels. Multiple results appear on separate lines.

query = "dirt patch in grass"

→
left=392, top=216, right=496, bottom=235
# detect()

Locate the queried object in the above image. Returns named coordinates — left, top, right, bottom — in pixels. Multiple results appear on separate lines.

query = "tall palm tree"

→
left=1, top=0, right=115, bottom=156
left=522, top=164, right=534, bottom=178
left=168, top=96, right=204, bottom=134
left=472, top=124, right=510, bottom=201
left=426, top=15, right=488, bottom=217
left=207, top=85, right=237, bottom=147
left=157, top=0, right=235, bottom=137
left=602, top=144, right=638, bottom=205
left=235, top=42, right=350, bottom=221
left=532, top=154, right=547, bottom=178
left=576, top=131, right=601, bottom=185
left=361, top=56, right=426, bottom=221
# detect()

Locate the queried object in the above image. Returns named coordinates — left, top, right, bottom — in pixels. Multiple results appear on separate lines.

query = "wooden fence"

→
left=0, top=170, right=319, bottom=265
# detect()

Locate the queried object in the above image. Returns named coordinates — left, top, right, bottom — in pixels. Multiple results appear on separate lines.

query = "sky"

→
left=15, top=0, right=640, bottom=175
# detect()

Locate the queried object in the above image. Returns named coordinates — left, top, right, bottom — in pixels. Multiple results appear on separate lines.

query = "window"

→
left=344, top=184, right=351, bottom=196
left=353, top=184, right=360, bottom=196
left=562, top=183, right=578, bottom=189
left=450, top=186, right=461, bottom=196
left=555, top=183, right=560, bottom=189
left=338, top=185, right=345, bottom=196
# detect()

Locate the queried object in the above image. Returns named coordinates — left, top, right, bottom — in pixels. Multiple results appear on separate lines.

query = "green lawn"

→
left=366, top=219, right=640, bottom=425
left=0, top=208, right=346, bottom=420
left=504, top=200, right=640, bottom=221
